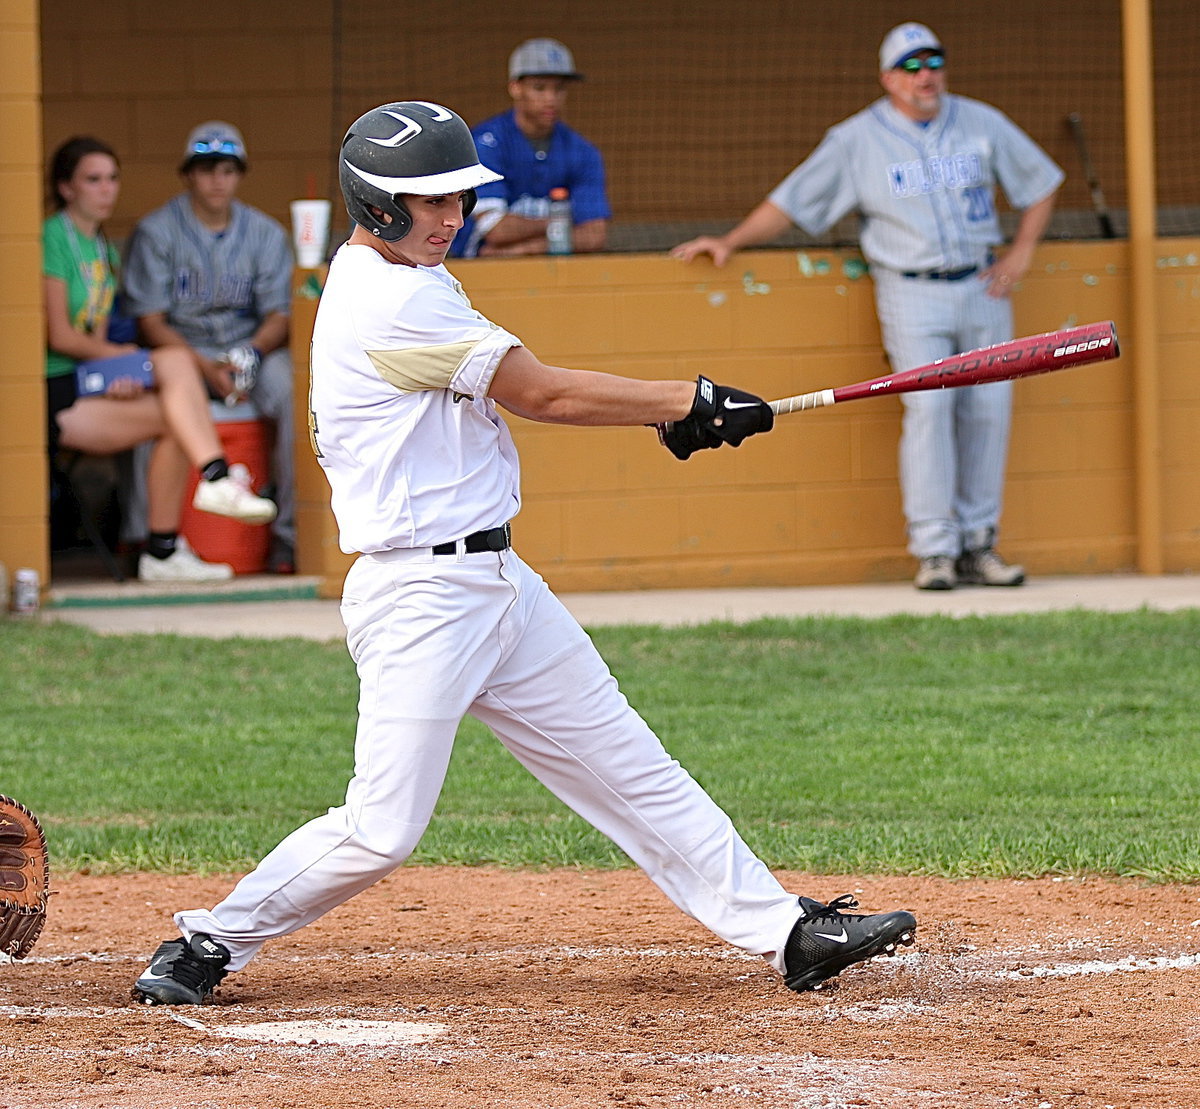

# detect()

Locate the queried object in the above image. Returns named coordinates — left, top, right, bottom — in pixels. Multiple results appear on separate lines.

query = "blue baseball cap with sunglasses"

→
left=879, top=22, right=944, bottom=72
left=180, top=121, right=247, bottom=172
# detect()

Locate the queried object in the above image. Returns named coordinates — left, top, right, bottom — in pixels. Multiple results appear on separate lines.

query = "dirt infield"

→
left=4, top=869, right=1200, bottom=1108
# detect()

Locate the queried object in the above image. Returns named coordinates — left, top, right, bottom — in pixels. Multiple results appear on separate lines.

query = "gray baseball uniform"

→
left=123, top=195, right=296, bottom=543
left=770, top=93, right=1063, bottom=558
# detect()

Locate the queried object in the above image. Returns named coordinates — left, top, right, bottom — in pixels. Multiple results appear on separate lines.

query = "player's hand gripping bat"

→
left=767, top=321, right=1119, bottom=416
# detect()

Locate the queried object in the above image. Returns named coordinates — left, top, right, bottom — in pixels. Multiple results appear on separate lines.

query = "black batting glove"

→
left=656, top=375, right=774, bottom=460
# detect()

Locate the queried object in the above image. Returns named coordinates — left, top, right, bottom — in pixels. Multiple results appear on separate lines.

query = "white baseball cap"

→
left=879, top=22, right=943, bottom=71
left=508, top=38, right=583, bottom=81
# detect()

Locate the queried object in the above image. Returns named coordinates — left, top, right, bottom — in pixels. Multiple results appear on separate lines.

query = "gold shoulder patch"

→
left=367, top=340, right=480, bottom=393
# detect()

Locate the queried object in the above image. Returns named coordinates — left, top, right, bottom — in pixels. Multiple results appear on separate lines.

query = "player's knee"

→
left=349, top=814, right=426, bottom=863
left=150, top=346, right=198, bottom=381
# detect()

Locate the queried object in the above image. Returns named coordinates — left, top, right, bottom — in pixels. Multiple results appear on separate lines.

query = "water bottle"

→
left=546, top=188, right=573, bottom=256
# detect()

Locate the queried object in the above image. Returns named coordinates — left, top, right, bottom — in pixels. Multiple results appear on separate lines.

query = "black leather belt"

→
left=901, top=265, right=979, bottom=281
left=432, top=523, right=511, bottom=555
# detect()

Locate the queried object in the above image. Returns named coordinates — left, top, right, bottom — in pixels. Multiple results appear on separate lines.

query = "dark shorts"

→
left=46, top=373, right=80, bottom=456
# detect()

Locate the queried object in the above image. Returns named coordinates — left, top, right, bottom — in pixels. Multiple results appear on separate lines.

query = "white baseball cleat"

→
left=193, top=463, right=277, bottom=525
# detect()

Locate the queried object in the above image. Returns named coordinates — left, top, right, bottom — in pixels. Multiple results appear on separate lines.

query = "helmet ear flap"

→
left=462, top=188, right=478, bottom=220
left=379, top=196, right=412, bottom=241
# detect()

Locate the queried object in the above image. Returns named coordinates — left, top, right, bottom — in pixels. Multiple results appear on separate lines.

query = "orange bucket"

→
left=180, top=406, right=271, bottom=574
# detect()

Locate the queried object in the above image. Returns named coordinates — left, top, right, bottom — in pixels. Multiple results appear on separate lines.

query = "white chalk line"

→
left=990, top=950, right=1200, bottom=979
left=8, top=941, right=1200, bottom=1030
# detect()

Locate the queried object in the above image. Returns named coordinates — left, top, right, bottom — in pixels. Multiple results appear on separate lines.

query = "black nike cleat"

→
left=783, top=894, right=916, bottom=992
left=132, top=933, right=231, bottom=1005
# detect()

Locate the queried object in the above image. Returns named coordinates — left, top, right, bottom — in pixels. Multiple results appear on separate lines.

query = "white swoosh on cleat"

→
left=814, top=928, right=849, bottom=943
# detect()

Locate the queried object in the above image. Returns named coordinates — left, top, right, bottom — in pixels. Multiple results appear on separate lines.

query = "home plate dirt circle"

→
left=6, top=868, right=1200, bottom=1108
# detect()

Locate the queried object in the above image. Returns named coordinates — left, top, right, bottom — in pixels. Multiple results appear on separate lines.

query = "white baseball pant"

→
left=176, top=546, right=802, bottom=973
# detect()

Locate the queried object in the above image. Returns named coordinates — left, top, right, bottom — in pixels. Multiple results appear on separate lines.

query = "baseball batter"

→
left=132, top=101, right=915, bottom=1007
left=673, top=22, right=1064, bottom=591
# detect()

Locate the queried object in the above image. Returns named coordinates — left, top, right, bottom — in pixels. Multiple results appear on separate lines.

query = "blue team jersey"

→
left=452, top=110, right=611, bottom=257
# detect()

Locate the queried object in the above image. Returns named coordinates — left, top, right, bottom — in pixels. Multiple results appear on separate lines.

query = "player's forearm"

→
left=137, top=313, right=191, bottom=351
left=1007, top=193, right=1057, bottom=266
left=249, top=312, right=289, bottom=356
left=724, top=200, right=793, bottom=252
left=479, top=213, right=549, bottom=249
left=46, top=317, right=130, bottom=362
left=526, top=369, right=695, bottom=426
left=572, top=220, right=607, bottom=253
left=490, top=349, right=693, bottom=426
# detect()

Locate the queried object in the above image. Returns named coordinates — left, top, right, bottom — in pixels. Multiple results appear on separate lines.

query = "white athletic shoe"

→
left=193, top=464, right=277, bottom=525
left=138, top=538, right=234, bottom=583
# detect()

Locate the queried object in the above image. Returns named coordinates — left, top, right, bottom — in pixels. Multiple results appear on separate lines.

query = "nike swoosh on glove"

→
left=657, top=375, right=774, bottom=459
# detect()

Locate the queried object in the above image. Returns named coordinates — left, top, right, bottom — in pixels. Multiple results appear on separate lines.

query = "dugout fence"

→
left=330, top=0, right=1198, bottom=251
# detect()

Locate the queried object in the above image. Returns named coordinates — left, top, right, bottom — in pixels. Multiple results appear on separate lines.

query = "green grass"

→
left=3, top=611, right=1198, bottom=879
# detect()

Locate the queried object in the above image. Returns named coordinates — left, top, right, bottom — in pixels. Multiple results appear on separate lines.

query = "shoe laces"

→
left=159, top=943, right=226, bottom=991
left=801, top=893, right=862, bottom=923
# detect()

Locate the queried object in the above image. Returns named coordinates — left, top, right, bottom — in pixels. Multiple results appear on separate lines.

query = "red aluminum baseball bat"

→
left=768, top=321, right=1120, bottom=415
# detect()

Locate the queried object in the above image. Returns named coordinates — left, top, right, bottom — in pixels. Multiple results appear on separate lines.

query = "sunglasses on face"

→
left=896, top=54, right=945, bottom=73
left=191, top=138, right=242, bottom=155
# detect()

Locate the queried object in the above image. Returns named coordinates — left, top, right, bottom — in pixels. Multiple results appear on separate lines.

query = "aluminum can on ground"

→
left=12, top=567, right=40, bottom=614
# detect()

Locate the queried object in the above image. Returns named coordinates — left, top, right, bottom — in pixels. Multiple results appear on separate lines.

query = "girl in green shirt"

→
left=44, top=137, right=277, bottom=582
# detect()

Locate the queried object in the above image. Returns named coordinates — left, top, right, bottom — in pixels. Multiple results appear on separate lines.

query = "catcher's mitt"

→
left=0, top=795, right=50, bottom=959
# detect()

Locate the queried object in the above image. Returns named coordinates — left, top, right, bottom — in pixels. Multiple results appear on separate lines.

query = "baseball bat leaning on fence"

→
left=768, top=321, right=1120, bottom=416
left=1066, top=112, right=1117, bottom=239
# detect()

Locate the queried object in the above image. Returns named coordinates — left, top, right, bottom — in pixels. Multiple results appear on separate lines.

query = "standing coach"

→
left=674, top=22, right=1064, bottom=591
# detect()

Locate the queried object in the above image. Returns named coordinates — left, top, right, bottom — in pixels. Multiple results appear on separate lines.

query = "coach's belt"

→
left=432, top=523, right=511, bottom=555
left=900, top=265, right=980, bottom=282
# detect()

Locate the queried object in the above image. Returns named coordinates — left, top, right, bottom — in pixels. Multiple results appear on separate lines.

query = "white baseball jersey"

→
left=310, top=245, right=523, bottom=553
left=769, top=94, right=1063, bottom=274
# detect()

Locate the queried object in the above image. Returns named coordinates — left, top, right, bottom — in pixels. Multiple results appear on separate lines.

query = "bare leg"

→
left=57, top=395, right=170, bottom=455
left=57, top=400, right=187, bottom=534
left=56, top=355, right=275, bottom=533
left=150, top=348, right=224, bottom=468
left=146, top=437, right=192, bottom=533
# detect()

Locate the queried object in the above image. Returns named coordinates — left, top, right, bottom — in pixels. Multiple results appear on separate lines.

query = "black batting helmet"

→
left=339, top=101, right=502, bottom=242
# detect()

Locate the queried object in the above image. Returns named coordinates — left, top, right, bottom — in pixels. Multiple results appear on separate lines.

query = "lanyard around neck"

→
left=58, top=210, right=113, bottom=334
